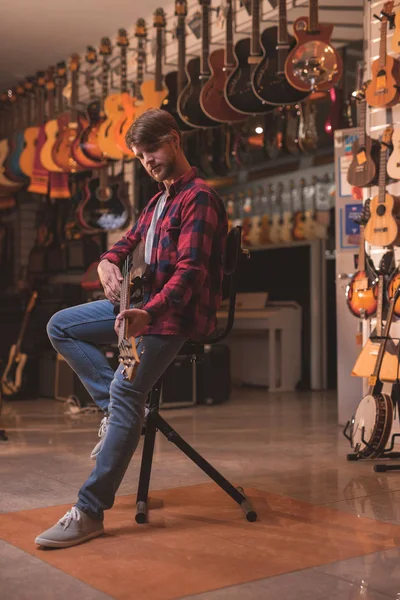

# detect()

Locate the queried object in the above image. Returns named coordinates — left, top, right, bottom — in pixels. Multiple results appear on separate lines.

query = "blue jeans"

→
left=47, top=299, right=185, bottom=519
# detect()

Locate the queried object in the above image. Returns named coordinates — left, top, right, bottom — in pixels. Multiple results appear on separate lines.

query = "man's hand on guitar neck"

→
left=114, top=308, right=151, bottom=338
left=98, top=259, right=123, bottom=304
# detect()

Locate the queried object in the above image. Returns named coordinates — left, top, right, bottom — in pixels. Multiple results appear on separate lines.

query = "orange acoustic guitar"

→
left=114, top=28, right=137, bottom=159
left=40, top=62, right=66, bottom=173
left=364, top=126, right=400, bottom=247
left=366, top=2, right=400, bottom=108
left=19, top=76, right=39, bottom=179
left=346, top=202, right=378, bottom=319
left=285, top=0, right=343, bottom=93
left=135, top=9, right=168, bottom=118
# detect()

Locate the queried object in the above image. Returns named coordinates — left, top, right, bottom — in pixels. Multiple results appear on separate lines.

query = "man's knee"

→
left=46, top=308, right=69, bottom=342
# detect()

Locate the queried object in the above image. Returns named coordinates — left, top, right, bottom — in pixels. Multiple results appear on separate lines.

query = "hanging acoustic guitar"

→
left=347, top=84, right=379, bottom=187
left=285, top=0, right=343, bottom=93
left=364, top=126, right=400, bottom=247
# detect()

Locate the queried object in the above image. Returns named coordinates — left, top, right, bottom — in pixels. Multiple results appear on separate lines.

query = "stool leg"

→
left=135, top=383, right=161, bottom=524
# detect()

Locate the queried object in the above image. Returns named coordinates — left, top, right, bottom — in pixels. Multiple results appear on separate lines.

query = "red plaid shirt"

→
left=100, top=167, right=228, bottom=339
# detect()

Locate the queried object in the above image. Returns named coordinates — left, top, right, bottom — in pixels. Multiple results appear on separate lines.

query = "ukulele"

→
left=298, top=101, right=318, bottom=152
left=19, top=76, right=39, bottom=179
left=1, top=291, right=38, bottom=397
left=177, top=0, right=219, bottom=128
left=162, top=0, right=195, bottom=131
left=285, top=0, right=343, bottom=93
left=292, top=179, right=307, bottom=241
left=135, top=9, right=168, bottom=118
left=40, top=62, right=65, bottom=173
left=200, top=0, right=247, bottom=123
left=366, top=2, right=400, bottom=108
left=224, top=0, right=275, bottom=115
left=348, top=84, right=379, bottom=187
left=253, top=0, right=309, bottom=106
left=346, top=204, right=379, bottom=319
left=79, top=40, right=110, bottom=165
left=364, top=126, right=400, bottom=247
left=52, top=54, right=89, bottom=173
left=351, top=280, right=397, bottom=458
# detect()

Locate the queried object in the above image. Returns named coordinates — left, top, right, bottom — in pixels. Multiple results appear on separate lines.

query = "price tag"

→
left=354, top=278, right=368, bottom=291
left=368, top=375, right=377, bottom=387
left=357, top=151, right=367, bottom=165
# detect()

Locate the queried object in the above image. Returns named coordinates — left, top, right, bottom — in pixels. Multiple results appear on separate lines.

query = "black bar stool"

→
left=135, top=226, right=257, bottom=524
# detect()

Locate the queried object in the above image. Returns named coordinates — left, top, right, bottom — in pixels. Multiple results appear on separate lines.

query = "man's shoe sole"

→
left=35, top=527, right=104, bottom=548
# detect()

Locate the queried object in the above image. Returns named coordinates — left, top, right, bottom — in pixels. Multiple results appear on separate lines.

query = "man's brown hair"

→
left=125, top=108, right=182, bottom=150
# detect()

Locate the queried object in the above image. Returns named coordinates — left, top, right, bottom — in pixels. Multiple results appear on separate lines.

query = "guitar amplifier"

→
left=161, top=354, right=197, bottom=408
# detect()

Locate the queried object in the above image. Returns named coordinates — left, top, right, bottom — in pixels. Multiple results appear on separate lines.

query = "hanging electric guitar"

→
left=285, top=0, right=342, bottom=93
left=364, top=127, right=400, bottom=247
left=177, top=0, right=219, bottom=127
left=348, top=84, right=379, bottom=187
left=40, top=62, right=66, bottom=173
left=200, top=0, right=247, bottom=123
left=350, top=283, right=397, bottom=458
left=224, top=0, right=275, bottom=115
left=1, top=291, right=38, bottom=396
left=135, top=9, right=168, bottom=118
left=346, top=203, right=378, bottom=319
left=366, top=2, right=400, bottom=108
left=253, top=0, right=309, bottom=105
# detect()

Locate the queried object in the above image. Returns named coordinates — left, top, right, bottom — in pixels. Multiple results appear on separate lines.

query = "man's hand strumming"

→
left=98, top=260, right=123, bottom=304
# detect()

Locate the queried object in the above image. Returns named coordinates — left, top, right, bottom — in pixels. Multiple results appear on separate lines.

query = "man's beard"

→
left=149, top=157, right=175, bottom=181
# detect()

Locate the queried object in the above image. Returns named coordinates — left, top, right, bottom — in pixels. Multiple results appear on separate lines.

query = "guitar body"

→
left=114, top=92, right=137, bottom=158
left=387, top=128, right=400, bottom=180
left=249, top=215, right=261, bottom=246
left=162, top=71, right=194, bottom=131
left=285, top=18, right=343, bottom=92
left=346, top=270, right=378, bottom=318
left=253, top=27, right=309, bottom=105
left=20, top=126, right=39, bottom=177
left=386, top=269, right=400, bottom=317
left=1, top=345, right=27, bottom=396
left=347, top=137, right=379, bottom=187
left=366, top=55, right=400, bottom=108
left=5, top=132, right=27, bottom=182
left=76, top=171, right=130, bottom=231
left=72, top=127, right=103, bottom=170
left=178, top=58, right=218, bottom=128
left=97, top=95, right=126, bottom=160
left=280, top=213, right=294, bottom=242
left=40, top=119, right=62, bottom=172
left=135, top=81, right=168, bottom=119
left=351, top=392, right=393, bottom=458
left=364, top=193, right=400, bottom=247
left=292, top=212, right=306, bottom=240
left=259, top=215, right=271, bottom=244
left=80, top=101, right=107, bottom=163
left=225, top=38, right=275, bottom=115
left=269, top=215, right=282, bottom=244
left=302, top=214, right=317, bottom=240
left=200, top=50, right=247, bottom=123
left=52, top=112, right=88, bottom=173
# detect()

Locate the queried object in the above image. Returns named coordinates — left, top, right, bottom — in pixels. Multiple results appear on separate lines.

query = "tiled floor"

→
left=1, top=388, right=400, bottom=599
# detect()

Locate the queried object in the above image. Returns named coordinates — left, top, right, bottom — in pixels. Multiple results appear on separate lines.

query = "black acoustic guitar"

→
left=162, top=0, right=193, bottom=131
left=177, top=0, right=218, bottom=128
left=225, top=0, right=275, bottom=115
left=252, top=0, right=309, bottom=105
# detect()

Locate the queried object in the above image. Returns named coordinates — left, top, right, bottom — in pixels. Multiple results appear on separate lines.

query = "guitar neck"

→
left=55, top=79, right=64, bottom=116
left=379, top=19, right=387, bottom=68
left=120, top=46, right=127, bottom=93
left=155, top=28, right=163, bottom=91
left=71, top=70, right=78, bottom=123
left=358, top=100, right=366, bottom=148
left=358, top=225, right=366, bottom=271
left=136, top=38, right=145, bottom=98
left=14, top=293, right=37, bottom=355
left=118, top=257, right=131, bottom=346
left=369, top=276, right=395, bottom=393
left=177, top=18, right=186, bottom=94
left=201, top=4, right=211, bottom=76
left=378, top=141, right=389, bottom=204
left=277, top=0, right=290, bottom=74
left=250, top=0, right=261, bottom=56
left=309, top=0, right=319, bottom=32
left=225, top=0, right=235, bottom=67
left=101, top=59, right=108, bottom=111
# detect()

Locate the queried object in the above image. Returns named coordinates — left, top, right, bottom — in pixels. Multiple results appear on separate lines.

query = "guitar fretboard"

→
left=177, top=17, right=186, bottom=94
left=136, top=38, right=145, bottom=100
left=309, top=0, right=319, bottom=32
left=250, top=0, right=261, bottom=56
left=225, top=0, right=235, bottom=67
left=155, top=28, right=164, bottom=91
left=120, top=47, right=127, bottom=94
left=379, top=19, right=388, bottom=69
left=378, top=139, right=389, bottom=204
left=277, top=0, right=290, bottom=74
left=358, top=99, right=366, bottom=148
left=200, top=4, right=211, bottom=76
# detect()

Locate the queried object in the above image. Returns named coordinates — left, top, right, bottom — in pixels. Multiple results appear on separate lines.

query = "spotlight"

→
left=255, top=126, right=263, bottom=134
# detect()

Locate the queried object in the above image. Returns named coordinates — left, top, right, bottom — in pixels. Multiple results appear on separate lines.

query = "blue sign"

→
left=345, top=203, right=362, bottom=235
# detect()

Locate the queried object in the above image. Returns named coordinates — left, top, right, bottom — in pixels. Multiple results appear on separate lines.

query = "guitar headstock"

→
left=198, top=0, right=211, bottom=6
left=382, top=126, right=394, bottom=148
left=381, top=1, right=394, bottom=21
left=45, top=67, right=55, bottom=94
left=360, top=199, right=371, bottom=225
left=175, top=0, right=188, bottom=16
left=99, top=37, right=112, bottom=57
left=16, top=83, right=25, bottom=97
left=56, top=61, right=67, bottom=80
left=69, top=53, right=80, bottom=73
left=153, top=7, right=166, bottom=28
left=24, top=76, right=35, bottom=94
left=117, top=28, right=129, bottom=47
left=36, top=71, right=46, bottom=89
left=135, top=18, right=147, bottom=38
left=85, top=45, right=97, bottom=65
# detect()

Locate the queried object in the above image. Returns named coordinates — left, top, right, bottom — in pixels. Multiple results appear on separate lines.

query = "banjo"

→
left=350, top=284, right=400, bottom=458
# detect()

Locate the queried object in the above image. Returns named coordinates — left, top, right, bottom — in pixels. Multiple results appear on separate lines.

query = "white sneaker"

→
left=90, top=415, right=109, bottom=460
left=35, top=506, right=104, bottom=548
left=90, top=407, right=150, bottom=460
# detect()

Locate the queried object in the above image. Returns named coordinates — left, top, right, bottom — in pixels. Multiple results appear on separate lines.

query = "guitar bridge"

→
left=374, top=227, right=388, bottom=233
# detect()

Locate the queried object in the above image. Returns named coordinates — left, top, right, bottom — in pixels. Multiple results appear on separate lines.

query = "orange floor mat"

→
left=1, top=483, right=400, bottom=600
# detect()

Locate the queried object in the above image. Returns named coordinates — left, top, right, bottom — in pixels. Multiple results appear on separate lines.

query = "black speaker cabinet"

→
left=161, top=354, right=197, bottom=408
left=54, top=354, right=94, bottom=406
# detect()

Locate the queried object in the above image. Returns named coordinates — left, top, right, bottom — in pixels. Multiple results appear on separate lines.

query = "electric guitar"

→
left=348, top=84, right=379, bottom=187
left=366, top=2, right=400, bottom=108
left=1, top=291, right=38, bottom=396
left=135, top=9, right=168, bottom=118
left=200, top=0, right=247, bottom=123
left=364, top=126, right=400, bottom=247
left=285, top=0, right=343, bottom=93
left=253, top=0, right=309, bottom=106
left=224, top=0, right=275, bottom=115
left=177, top=0, right=219, bottom=127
